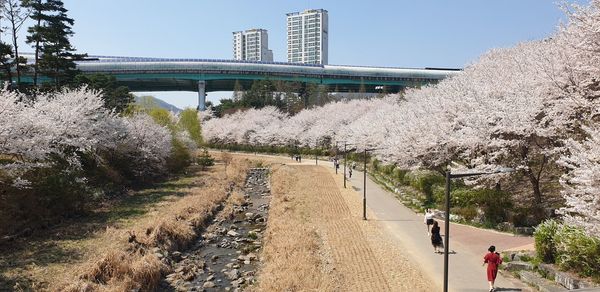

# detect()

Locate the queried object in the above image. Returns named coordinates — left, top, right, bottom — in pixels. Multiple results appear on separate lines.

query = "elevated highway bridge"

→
left=26, top=55, right=461, bottom=110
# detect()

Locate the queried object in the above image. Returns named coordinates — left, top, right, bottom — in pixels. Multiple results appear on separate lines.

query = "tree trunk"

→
left=521, top=144, right=543, bottom=206
left=10, top=19, right=20, bottom=87
left=33, top=18, right=41, bottom=86
left=525, top=167, right=543, bottom=205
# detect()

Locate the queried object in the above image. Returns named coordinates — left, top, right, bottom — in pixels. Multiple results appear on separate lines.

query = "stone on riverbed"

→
left=225, top=268, right=241, bottom=280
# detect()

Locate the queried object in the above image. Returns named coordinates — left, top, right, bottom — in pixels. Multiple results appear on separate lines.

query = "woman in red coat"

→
left=483, top=245, right=502, bottom=292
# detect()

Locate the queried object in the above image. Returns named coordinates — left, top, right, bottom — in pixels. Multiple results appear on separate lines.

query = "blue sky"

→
left=17, top=0, right=579, bottom=108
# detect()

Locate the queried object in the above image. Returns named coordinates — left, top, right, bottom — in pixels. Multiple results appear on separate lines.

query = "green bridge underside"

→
left=19, top=56, right=460, bottom=92
left=106, top=73, right=437, bottom=92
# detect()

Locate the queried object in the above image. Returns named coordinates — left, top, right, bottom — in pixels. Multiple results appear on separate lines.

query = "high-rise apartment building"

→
left=286, top=9, right=328, bottom=64
left=232, top=29, right=273, bottom=62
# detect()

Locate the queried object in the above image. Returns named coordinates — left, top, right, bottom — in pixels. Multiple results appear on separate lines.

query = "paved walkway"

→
left=234, top=153, right=535, bottom=291
left=341, top=165, right=533, bottom=292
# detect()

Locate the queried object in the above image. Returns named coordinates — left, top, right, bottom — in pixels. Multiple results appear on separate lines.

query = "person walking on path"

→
left=483, top=245, right=503, bottom=292
left=424, top=208, right=434, bottom=235
left=430, top=220, right=443, bottom=253
left=348, top=168, right=353, bottom=178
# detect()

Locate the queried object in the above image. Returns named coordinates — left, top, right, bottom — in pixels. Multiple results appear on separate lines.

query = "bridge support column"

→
left=197, top=80, right=206, bottom=111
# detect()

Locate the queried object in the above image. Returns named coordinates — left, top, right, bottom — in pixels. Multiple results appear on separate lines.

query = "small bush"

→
left=432, top=185, right=446, bottom=206
left=554, top=225, right=600, bottom=278
left=406, top=171, right=444, bottom=204
left=534, top=219, right=560, bottom=263
left=449, top=188, right=479, bottom=207
left=372, top=159, right=381, bottom=172
left=381, top=164, right=395, bottom=176
left=392, top=168, right=409, bottom=185
left=253, top=160, right=266, bottom=168
left=177, top=108, right=202, bottom=145
left=197, top=150, right=215, bottom=169
left=519, top=254, right=532, bottom=262
left=477, top=189, right=512, bottom=224
left=167, top=138, right=192, bottom=174
left=452, top=206, right=478, bottom=222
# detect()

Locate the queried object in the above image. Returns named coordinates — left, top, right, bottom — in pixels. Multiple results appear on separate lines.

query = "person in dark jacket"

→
left=430, top=220, right=443, bottom=253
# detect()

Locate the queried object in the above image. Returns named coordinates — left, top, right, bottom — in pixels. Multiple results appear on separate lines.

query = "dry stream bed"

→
left=159, top=168, right=271, bottom=291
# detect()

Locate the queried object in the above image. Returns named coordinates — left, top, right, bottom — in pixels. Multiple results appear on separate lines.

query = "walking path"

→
left=342, top=165, right=533, bottom=292
left=231, top=153, right=535, bottom=291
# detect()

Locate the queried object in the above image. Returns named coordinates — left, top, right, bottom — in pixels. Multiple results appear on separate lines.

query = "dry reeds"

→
left=79, top=250, right=163, bottom=291
left=54, top=155, right=252, bottom=291
left=255, top=165, right=338, bottom=291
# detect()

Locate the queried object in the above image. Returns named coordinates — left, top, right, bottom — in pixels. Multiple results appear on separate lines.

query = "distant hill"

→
left=134, top=95, right=182, bottom=114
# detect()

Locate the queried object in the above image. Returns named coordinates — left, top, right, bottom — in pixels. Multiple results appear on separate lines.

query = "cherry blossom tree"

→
left=115, top=113, right=172, bottom=177
left=558, top=126, right=600, bottom=235
left=202, top=0, right=600, bottom=216
left=0, top=87, right=175, bottom=187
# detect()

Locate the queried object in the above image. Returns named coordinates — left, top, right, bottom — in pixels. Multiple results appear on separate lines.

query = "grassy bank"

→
left=0, top=153, right=251, bottom=291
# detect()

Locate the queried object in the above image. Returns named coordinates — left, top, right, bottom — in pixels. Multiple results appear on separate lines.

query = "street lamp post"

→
left=363, top=149, right=367, bottom=220
left=335, top=142, right=338, bottom=174
left=341, top=142, right=356, bottom=189
left=362, top=147, right=380, bottom=220
left=344, top=143, right=347, bottom=188
left=342, top=142, right=351, bottom=188
left=442, top=167, right=514, bottom=292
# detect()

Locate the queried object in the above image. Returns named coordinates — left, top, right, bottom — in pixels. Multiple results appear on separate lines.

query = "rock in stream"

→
left=159, top=168, right=271, bottom=291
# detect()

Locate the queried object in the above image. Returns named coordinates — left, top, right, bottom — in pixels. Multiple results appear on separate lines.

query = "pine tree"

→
left=0, top=42, right=15, bottom=84
left=22, top=0, right=46, bottom=86
left=73, top=73, right=134, bottom=113
left=31, top=0, right=85, bottom=88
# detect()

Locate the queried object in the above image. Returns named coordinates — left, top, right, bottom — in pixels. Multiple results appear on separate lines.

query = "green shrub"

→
left=554, top=225, right=600, bottom=278
left=519, top=254, right=532, bottom=262
left=534, top=219, right=559, bottom=263
left=392, top=168, right=409, bottom=185
left=177, top=108, right=202, bottom=145
left=197, top=149, right=215, bottom=169
left=477, top=189, right=512, bottom=224
left=432, top=186, right=510, bottom=225
left=167, top=138, right=192, bottom=173
left=431, top=185, right=447, bottom=207
left=148, top=108, right=175, bottom=130
left=381, top=164, right=395, bottom=176
left=407, top=171, right=444, bottom=204
left=452, top=206, right=478, bottom=221
left=0, top=156, right=91, bottom=236
left=372, top=159, right=380, bottom=171
left=449, top=188, right=479, bottom=207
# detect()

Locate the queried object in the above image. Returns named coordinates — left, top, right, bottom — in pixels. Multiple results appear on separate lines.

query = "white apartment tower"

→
left=232, top=29, right=273, bottom=62
left=287, top=9, right=329, bottom=64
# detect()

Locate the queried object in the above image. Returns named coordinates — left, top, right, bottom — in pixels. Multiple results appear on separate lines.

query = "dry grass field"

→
left=254, top=158, right=436, bottom=291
